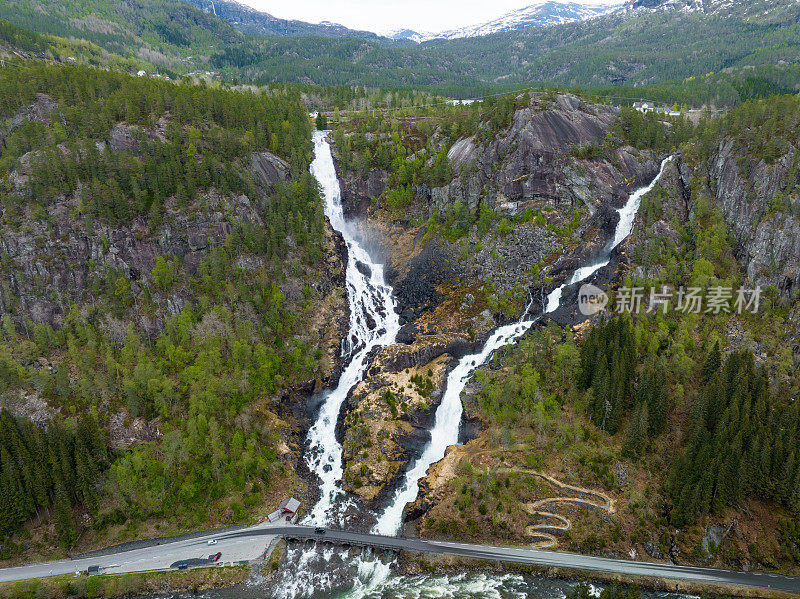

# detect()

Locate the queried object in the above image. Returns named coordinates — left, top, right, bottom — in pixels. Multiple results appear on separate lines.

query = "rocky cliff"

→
left=425, top=94, right=658, bottom=216
left=0, top=93, right=348, bottom=418
left=707, top=138, right=800, bottom=298
left=625, top=147, right=800, bottom=356
left=331, top=93, right=662, bottom=505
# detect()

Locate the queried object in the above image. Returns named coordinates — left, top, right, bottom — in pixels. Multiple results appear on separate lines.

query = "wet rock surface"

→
left=328, top=93, right=662, bottom=508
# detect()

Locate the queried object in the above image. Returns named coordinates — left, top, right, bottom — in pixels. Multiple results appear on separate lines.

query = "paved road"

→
left=0, top=521, right=280, bottom=583
left=231, top=526, right=800, bottom=595
left=2, top=523, right=800, bottom=595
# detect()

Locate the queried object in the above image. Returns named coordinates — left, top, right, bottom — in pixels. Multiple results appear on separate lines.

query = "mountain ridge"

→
left=2, top=0, right=800, bottom=93
left=181, top=0, right=409, bottom=45
left=388, top=1, right=622, bottom=43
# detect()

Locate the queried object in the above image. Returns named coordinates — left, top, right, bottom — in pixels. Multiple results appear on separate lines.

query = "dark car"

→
left=176, top=564, right=188, bottom=570
left=210, top=552, right=222, bottom=562
left=314, top=527, right=325, bottom=535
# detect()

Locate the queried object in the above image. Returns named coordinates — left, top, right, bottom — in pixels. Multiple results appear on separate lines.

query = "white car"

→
left=207, top=539, right=217, bottom=545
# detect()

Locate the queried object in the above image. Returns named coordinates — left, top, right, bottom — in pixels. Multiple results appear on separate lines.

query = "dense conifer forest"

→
left=0, top=63, right=332, bottom=555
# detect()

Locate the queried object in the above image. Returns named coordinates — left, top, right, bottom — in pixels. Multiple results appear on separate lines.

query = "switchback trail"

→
left=467, top=445, right=615, bottom=548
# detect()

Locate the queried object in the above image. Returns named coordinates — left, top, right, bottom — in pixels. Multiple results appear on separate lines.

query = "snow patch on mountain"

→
left=387, top=0, right=623, bottom=43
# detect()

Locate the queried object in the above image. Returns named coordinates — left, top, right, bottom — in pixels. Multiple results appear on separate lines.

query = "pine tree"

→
left=646, top=365, right=668, bottom=437
left=702, top=340, right=721, bottom=383
left=591, top=362, right=612, bottom=431
left=791, top=473, right=800, bottom=517
left=623, top=402, right=649, bottom=458
left=53, top=482, right=76, bottom=549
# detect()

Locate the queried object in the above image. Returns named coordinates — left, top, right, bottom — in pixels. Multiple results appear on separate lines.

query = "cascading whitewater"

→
left=281, top=137, right=670, bottom=596
left=375, top=156, right=673, bottom=535
left=305, top=130, right=402, bottom=526
left=274, top=132, right=401, bottom=599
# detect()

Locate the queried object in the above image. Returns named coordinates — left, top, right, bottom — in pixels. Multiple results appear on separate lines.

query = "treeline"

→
left=0, top=17, right=46, bottom=52
left=611, top=107, right=696, bottom=153
left=0, top=63, right=311, bottom=162
left=576, top=316, right=670, bottom=453
left=0, top=409, right=107, bottom=548
left=699, top=93, right=800, bottom=165
left=576, top=316, right=800, bottom=526
left=594, top=68, right=800, bottom=110
left=667, top=350, right=800, bottom=526
left=0, top=0, right=241, bottom=64
left=5, top=0, right=800, bottom=102
left=333, top=104, right=479, bottom=210
left=578, top=316, right=660, bottom=437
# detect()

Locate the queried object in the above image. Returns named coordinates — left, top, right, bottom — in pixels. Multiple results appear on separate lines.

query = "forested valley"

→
left=0, top=1, right=799, bottom=587
left=0, top=62, right=344, bottom=558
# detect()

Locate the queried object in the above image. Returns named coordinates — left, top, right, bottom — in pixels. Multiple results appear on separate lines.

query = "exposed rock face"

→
left=338, top=166, right=389, bottom=218
left=629, top=144, right=800, bottom=301
left=447, top=136, right=478, bottom=170
left=336, top=94, right=658, bottom=223
left=0, top=94, right=58, bottom=148
left=426, top=94, right=659, bottom=216
left=0, top=116, right=348, bottom=390
left=107, top=124, right=144, bottom=154
left=339, top=348, right=452, bottom=504
left=251, top=150, right=290, bottom=188
left=708, top=139, right=800, bottom=297
left=331, top=94, right=665, bottom=505
left=0, top=190, right=249, bottom=332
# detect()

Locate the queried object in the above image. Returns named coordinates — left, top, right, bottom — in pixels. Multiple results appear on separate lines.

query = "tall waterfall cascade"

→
left=282, top=134, right=671, bottom=596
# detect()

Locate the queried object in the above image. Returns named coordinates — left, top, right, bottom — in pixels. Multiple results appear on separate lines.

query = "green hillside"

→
left=2, top=0, right=800, bottom=94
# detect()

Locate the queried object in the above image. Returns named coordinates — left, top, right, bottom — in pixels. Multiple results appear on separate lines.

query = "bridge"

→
left=235, top=526, right=800, bottom=594
left=1, top=523, right=799, bottom=595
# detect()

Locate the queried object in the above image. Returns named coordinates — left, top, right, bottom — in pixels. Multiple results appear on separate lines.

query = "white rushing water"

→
left=304, top=131, right=402, bottom=526
left=375, top=156, right=673, bottom=535
left=283, top=136, right=670, bottom=596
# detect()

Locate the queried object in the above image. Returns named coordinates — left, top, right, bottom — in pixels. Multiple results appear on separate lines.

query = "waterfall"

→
left=304, top=130, right=402, bottom=526
left=374, top=156, right=673, bottom=535
left=281, top=137, right=670, bottom=595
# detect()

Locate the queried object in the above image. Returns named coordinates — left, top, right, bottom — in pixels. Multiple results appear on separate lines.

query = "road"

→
left=2, top=523, right=799, bottom=595
left=239, top=526, right=800, bottom=594
left=0, top=521, right=281, bottom=583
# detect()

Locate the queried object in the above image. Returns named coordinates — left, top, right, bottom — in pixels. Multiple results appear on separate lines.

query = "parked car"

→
left=314, top=527, right=325, bottom=535
left=207, top=539, right=217, bottom=545
left=210, top=552, right=222, bottom=562
left=176, top=564, right=188, bottom=570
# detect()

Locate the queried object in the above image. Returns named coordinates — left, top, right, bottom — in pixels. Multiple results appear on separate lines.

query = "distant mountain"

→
left=388, top=1, right=622, bottom=43
left=626, top=0, right=704, bottom=10
left=182, top=0, right=406, bottom=44
left=622, top=0, right=783, bottom=17
left=2, top=0, right=800, bottom=94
